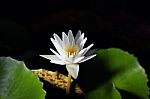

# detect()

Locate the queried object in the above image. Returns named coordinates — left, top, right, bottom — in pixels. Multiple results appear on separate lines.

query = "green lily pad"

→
left=84, top=48, right=149, bottom=99
left=0, top=57, right=46, bottom=99
left=86, top=81, right=121, bottom=99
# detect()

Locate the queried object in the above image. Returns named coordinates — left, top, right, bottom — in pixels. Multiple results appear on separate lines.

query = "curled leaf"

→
left=32, top=69, right=83, bottom=94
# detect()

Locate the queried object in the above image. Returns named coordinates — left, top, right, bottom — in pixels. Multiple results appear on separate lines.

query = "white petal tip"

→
left=91, top=43, right=94, bottom=46
left=62, top=32, right=66, bottom=34
left=39, top=55, right=45, bottom=57
left=69, top=30, right=72, bottom=32
left=73, top=76, right=77, bottom=79
left=50, top=38, right=54, bottom=41
left=39, top=55, right=50, bottom=59
left=71, top=73, right=78, bottom=79
left=53, top=33, right=59, bottom=37
left=78, top=30, right=81, bottom=32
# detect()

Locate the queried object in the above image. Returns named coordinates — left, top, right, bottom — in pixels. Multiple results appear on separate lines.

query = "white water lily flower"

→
left=40, top=30, right=96, bottom=79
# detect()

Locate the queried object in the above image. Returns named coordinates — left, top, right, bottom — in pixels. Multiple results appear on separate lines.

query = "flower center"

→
left=65, top=46, right=77, bottom=57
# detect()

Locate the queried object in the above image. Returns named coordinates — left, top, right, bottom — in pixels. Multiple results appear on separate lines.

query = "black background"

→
left=0, top=0, right=150, bottom=99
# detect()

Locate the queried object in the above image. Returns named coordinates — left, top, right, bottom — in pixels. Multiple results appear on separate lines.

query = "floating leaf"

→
left=0, top=57, right=46, bottom=99
left=86, top=82, right=121, bottom=99
left=84, top=48, right=149, bottom=99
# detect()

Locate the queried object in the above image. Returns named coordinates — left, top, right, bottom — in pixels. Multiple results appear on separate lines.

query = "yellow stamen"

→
left=65, top=46, right=77, bottom=56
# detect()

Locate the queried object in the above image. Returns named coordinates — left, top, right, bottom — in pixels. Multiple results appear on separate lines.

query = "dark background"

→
left=0, top=0, right=150, bottom=99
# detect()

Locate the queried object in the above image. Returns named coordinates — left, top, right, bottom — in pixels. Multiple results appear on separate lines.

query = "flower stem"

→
left=66, top=74, right=72, bottom=94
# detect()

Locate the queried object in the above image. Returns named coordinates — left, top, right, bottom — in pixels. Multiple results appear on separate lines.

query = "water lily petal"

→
left=68, top=30, right=75, bottom=45
left=62, top=32, right=69, bottom=48
left=50, top=48, right=63, bottom=59
left=76, top=33, right=84, bottom=47
left=77, top=48, right=87, bottom=57
left=75, top=30, right=81, bottom=41
left=79, top=37, right=87, bottom=50
left=50, top=38, right=65, bottom=57
left=65, top=56, right=74, bottom=63
left=53, top=33, right=63, bottom=47
left=85, top=49, right=97, bottom=56
left=82, top=43, right=94, bottom=56
left=40, top=55, right=60, bottom=61
left=79, top=54, right=96, bottom=63
left=66, top=64, right=79, bottom=79
left=74, top=56, right=85, bottom=63
left=50, top=60, right=65, bottom=65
